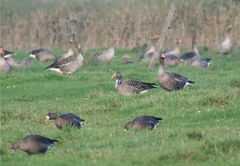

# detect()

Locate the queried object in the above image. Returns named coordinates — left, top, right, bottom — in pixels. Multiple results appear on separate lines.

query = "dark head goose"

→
left=11, top=135, right=58, bottom=155
left=46, top=112, right=85, bottom=129
left=158, top=54, right=194, bottom=91
left=112, top=72, right=157, bottom=96
left=124, top=116, right=162, bottom=130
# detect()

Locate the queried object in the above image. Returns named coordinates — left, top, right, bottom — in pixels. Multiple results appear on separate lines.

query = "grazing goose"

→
left=124, top=116, right=162, bottom=130
left=93, top=47, right=115, bottom=62
left=46, top=43, right=83, bottom=75
left=111, top=72, right=157, bottom=96
left=46, top=112, right=85, bottom=129
left=218, top=26, right=233, bottom=55
left=143, top=46, right=155, bottom=61
left=0, top=48, right=12, bottom=74
left=29, top=48, right=55, bottom=62
left=11, top=135, right=58, bottom=155
left=158, top=54, right=195, bottom=91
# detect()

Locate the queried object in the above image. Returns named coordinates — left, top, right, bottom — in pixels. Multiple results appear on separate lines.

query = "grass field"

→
left=0, top=48, right=240, bottom=166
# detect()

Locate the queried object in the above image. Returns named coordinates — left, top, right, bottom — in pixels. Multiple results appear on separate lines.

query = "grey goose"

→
left=11, top=135, right=58, bottom=155
left=46, top=112, right=85, bottom=129
left=29, top=48, right=55, bottom=62
left=46, top=43, right=83, bottom=75
left=93, top=47, right=115, bottom=62
left=124, top=116, right=162, bottom=130
left=0, top=48, right=12, bottom=74
left=158, top=54, right=194, bottom=91
left=188, top=56, right=211, bottom=69
left=111, top=72, right=157, bottom=96
left=4, top=54, right=32, bottom=68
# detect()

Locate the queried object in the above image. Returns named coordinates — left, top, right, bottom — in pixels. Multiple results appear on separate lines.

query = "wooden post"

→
left=148, top=4, right=176, bottom=68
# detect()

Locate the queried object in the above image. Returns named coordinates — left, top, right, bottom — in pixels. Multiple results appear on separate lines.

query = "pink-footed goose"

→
left=111, top=72, right=157, bottom=96
left=46, top=43, right=83, bottom=75
left=158, top=54, right=194, bottom=91
left=0, top=48, right=12, bottom=74
left=124, top=116, right=162, bottom=130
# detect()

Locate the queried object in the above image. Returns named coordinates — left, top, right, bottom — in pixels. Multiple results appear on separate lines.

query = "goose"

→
left=46, top=112, right=85, bottom=129
left=4, top=54, right=32, bottom=68
left=0, top=48, right=12, bottom=74
left=158, top=54, right=195, bottom=91
left=188, top=55, right=211, bottom=69
left=180, top=39, right=199, bottom=64
left=111, top=71, right=157, bottom=96
left=218, top=26, right=233, bottom=55
left=29, top=48, right=55, bottom=62
left=11, top=135, right=58, bottom=155
left=124, top=116, right=162, bottom=130
left=143, top=46, right=155, bottom=61
left=93, top=47, right=115, bottom=62
left=165, top=38, right=182, bottom=57
left=163, top=38, right=182, bottom=67
left=0, top=47, right=15, bottom=57
left=46, top=43, right=83, bottom=75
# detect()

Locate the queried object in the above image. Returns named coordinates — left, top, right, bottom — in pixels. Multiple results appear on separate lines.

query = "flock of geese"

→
left=1, top=27, right=234, bottom=155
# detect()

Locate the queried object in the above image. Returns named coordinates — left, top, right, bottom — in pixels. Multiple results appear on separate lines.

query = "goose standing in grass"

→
left=11, top=135, right=58, bottom=155
left=93, top=47, right=115, bottom=62
left=158, top=54, right=194, bottom=91
left=124, top=116, right=162, bottom=130
left=111, top=71, right=157, bottom=96
left=180, top=38, right=199, bottom=64
left=46, top=43, right=83, bottom=75
left=0, top=47, right=12, bottom=74
left=218, top=26, right=233, bottom=55
left=29, top=48, right=55, bottom=62
left=46, top=112, right=85, bottom=129
left=163, top=38, right=182, bottom=67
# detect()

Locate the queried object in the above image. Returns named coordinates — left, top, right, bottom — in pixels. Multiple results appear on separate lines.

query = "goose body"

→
left=124, top=116, right=162, bottom=130
left=158, top=54, right=194, bottom=91
left=112, top=72, right=157, bottom=96
left=11, top=135, right=58, bottom=155
left=4, top=54, right=32, bottom=68
left=29, top=48, right=55, bottom=62
left=143, top=46, right=155, bottom=61
left=188, top=56, right=211, bottom=69
left=46, top=112, right=85, bottom=129
left=0, top=48, right=12, bottom=74
left=46, top=44, right=83, bottom=75
left=94, top=47, right=115, bottom=62
left=218, top=35, right=233, bottom=55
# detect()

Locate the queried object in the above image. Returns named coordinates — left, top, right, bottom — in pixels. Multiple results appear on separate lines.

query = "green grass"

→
left=1, top=48, right=240, bottom=166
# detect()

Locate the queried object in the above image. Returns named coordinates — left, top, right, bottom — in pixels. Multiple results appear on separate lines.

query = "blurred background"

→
left=1, top=0, right=240, bottom=51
